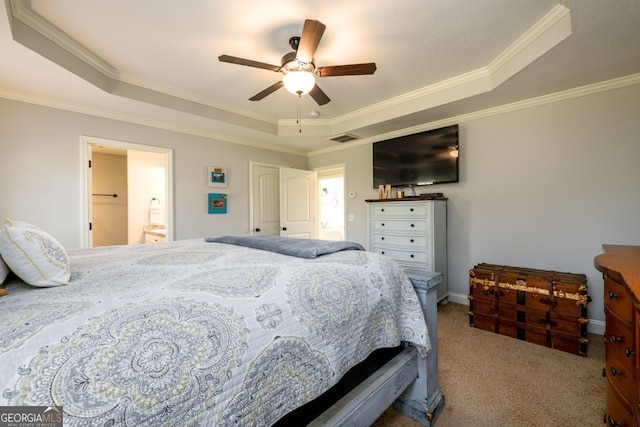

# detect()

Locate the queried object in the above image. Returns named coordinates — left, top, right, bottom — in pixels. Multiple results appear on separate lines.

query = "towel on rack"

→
left=149, top=198, right=161, bottom=225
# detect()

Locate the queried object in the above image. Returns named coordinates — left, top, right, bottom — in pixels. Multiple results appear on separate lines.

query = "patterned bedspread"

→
left=0, top=239, right=430, bottom=426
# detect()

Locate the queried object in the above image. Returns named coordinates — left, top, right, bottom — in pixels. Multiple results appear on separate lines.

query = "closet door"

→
left=250, top=163, right=317, bottom=238
left=251, top=164, right=280, bottom=236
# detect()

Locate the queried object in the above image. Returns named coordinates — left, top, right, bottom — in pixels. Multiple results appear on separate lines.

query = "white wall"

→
left=310, top=83, right=640, bottom=326
left=0, top=98, right=308, bottom=249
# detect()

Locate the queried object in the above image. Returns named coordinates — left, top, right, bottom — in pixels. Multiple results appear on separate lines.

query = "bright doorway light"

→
left=318, top=175, right=345, bottom=241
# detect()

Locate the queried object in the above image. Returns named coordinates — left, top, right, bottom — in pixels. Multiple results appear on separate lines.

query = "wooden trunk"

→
left=468, top=263, right=590, bottom=356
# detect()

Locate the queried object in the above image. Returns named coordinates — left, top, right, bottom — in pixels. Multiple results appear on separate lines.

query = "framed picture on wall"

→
left=208, top=193, right=227, bottom=214
left=208, top=166, right=227, bottom=188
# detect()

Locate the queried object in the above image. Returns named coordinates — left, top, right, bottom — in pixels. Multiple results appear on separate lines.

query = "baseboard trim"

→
left=446, top=291, right=605, bottom=336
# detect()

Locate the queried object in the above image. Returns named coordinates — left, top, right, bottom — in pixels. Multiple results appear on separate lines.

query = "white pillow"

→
left=0, top=253, right=9, bottom=284
left=0, top=219, right=70, bottom=287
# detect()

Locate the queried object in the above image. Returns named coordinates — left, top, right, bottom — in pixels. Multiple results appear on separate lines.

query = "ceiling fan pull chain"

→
left=297, top=92, right=302, bottom=133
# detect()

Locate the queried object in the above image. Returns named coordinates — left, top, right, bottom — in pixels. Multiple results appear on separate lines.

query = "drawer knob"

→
left=381, top=237, right=385, bottom=240
left=410, top=254, right=415, bottom=258
left=608, top=416, right=622, bottom=427
left=381, top=208, right=385, bottom=212
left=410, top=224, right=415, bottom=227
left=610, top=367, right=621, bottom=376
left=410, top=239, right=414, bottom=243
left=381, top=251, right=385, bottom=255
left=608, top=291, right=618, bottom=299
left=381, top=223, right=385, bottom=226
left=625, top=347, right=635, bottom=357
left=609, top=335, right=622, bottom=343
left=410, top=208, right=414, bottom=212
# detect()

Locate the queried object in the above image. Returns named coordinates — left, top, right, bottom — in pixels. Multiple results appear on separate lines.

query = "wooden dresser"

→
left=595, top=245, right=640, bottom=426
left=366, top=197, right=448, bottom=302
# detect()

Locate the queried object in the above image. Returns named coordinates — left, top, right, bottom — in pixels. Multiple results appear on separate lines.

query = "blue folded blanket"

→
left=205, top=234, right=365, bottom=259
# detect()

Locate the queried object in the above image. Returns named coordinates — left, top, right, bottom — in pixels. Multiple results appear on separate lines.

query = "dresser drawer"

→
left=605, top=311, right=634, bottom=364
left=372, top=246, right=430, bottom=265
left=372, top=219, right=428, bottom=232
left=606, top=381, right=634, bottom=427
left=605, top=311, right=634, bottom=405
left=372, top=232, right=429, bottom=249
left=606, top=359, right=634, bottom=406
left=604, top=276, right=633, bottom=325
left=144, top=232, right=166, bottom=244
left=372, top=203, right=430, bottom=218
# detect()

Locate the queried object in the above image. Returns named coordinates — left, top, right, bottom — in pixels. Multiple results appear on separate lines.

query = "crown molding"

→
left=7, top=0, right=573, bottom=140
left=0, top=88, right=308, bottom=156
left=117, top=70, right=278, bottom=125
left=330, top=68, right=491, bottom=129
left=488, top=3, right=570, bottom=76
left=308, top=73, right=640, bottom=157
left=3, top=72, right=638, bottom=159
left=324, top=3, right=572, bottom=135
left=7, top=0, right=279, bottom=132
left=9, top=0, right=116, bottom=78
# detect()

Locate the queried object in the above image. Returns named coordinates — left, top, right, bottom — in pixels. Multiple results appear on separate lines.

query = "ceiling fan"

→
left=218, top=19, right=377, bottom=105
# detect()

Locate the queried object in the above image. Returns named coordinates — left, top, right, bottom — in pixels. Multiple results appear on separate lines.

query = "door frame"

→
left=80, top=136, right=174, bottom=248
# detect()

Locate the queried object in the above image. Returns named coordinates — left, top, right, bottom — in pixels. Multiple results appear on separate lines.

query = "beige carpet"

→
left=372, top=302, right=606, bottom=427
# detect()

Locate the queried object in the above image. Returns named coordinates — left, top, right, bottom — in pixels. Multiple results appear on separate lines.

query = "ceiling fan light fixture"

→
left=219, top=19, right=375, bottom=105
left=283, top=71, right=316, bottom=95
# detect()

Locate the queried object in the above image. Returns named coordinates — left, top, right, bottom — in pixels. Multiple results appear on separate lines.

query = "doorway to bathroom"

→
left=80, top=136, right=173, bottom=248
left=316, top=166, right=345, bottom=241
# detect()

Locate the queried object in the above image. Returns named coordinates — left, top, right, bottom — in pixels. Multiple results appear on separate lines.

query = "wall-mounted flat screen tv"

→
left=373, top=124, right=459, bottom=188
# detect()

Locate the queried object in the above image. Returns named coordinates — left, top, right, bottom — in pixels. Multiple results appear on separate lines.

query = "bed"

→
left=0, top=223, right=443, bottom=426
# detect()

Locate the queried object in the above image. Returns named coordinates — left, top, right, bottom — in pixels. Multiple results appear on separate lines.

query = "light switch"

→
left=347, top=214, right=355, bottom=222
left=348, top=192, right=357, bottom=199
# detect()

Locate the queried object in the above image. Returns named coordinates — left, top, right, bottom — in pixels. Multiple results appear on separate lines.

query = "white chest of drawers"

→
left=367, top=198, right=448, bottom=302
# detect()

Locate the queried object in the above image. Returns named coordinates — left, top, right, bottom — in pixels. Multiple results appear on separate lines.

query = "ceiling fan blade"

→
left=296, top=19, right=326, bottom=63
left=317, top=63, right=377, bottom=77
left=249, top=81, right=284, bottom=101
left=218, top=55, right=281, bottom=72
left=309, top=84, right=330, bottom=105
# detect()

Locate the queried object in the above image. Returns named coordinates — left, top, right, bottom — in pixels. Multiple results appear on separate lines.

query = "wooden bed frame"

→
left=310, top=271, right=445, bottom=426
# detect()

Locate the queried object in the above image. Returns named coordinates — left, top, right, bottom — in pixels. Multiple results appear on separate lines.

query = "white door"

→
left=250, top=164, right=281, bottom=235
left=280, top=167, right=317, bottom=239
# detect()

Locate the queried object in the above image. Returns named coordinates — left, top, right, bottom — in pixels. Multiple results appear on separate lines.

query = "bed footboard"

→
left=308, top=347, right=419, bottom=426
left=393, top=271, right=445, bottom=425
left=309, top=271, right=444, bottom=426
